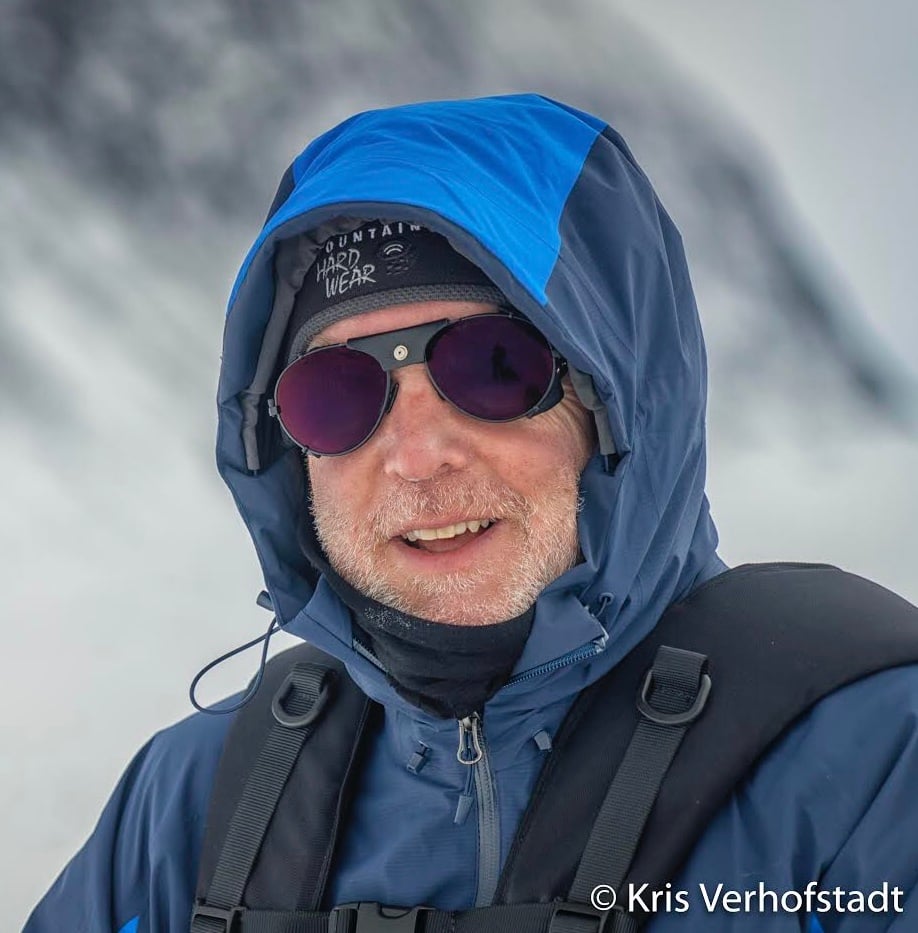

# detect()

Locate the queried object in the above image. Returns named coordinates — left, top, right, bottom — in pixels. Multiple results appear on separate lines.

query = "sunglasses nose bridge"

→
left=347, top=318, right=450, bottom=372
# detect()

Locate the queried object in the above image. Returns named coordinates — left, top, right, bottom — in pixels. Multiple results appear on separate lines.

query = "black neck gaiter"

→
left=351, top=599, right=533, bottom=720
left=302, top=530, right=532, bottom=719
left=323, top=564, right=534, bottom=719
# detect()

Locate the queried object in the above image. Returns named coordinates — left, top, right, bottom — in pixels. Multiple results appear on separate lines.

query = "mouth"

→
left=396, top=518, right=499, bottom=554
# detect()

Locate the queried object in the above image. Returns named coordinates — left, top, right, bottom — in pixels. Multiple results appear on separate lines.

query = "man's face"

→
left=307, top=300, right=595, bottom=626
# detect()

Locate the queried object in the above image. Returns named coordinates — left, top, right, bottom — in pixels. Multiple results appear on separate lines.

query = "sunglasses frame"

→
left=271, top=311, right=568, bottom=457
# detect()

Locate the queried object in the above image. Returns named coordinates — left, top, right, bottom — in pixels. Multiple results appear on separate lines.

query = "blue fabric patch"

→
left=809, top=916, right=825, bottom=933
left=117, top=918, right=139, bottom=933
left=228, top=94, right=602, bottom=310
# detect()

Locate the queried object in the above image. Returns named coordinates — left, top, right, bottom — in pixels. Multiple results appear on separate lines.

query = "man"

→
left=27, top=95, right=918, bottom=932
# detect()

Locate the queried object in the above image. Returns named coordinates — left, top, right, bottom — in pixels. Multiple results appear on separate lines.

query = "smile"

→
left=402, top=518, right=496, bottom=542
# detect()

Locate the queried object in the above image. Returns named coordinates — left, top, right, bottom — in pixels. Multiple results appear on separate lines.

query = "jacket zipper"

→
left=357, top=630, right=604, bottom=906
left=504, top=637, right=606, bottom=687
left=457, top=712, right=500, bottom=906
left=453, top=639, right=604, bottom=903
left=355, top=630, right=605, bottom=690
left=352, top=638, right=386, bottom=670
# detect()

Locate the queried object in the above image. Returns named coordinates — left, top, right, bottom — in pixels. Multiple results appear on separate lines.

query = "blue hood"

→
left=216, top=93, right=722, bottom=704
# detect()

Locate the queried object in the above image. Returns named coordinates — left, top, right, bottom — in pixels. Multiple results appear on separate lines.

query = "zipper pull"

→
left=456, top=713, right=484, bottom=765
left=454, top=766, right=475, bottom=824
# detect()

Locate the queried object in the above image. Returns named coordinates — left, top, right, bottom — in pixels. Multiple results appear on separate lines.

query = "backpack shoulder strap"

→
left=193, top=640, right=374, bottom=928
left=498, top=563, right=918, bottom=908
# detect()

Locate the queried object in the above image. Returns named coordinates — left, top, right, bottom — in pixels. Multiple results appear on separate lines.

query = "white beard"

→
left=309, top=468, right=583, bottom=626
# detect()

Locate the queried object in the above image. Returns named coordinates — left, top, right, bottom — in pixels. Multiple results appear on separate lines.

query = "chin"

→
left=387, top=583, right=536, bottom=627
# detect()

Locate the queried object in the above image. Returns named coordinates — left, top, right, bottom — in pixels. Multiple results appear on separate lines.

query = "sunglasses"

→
left=270, top=312, right=567, bottom=456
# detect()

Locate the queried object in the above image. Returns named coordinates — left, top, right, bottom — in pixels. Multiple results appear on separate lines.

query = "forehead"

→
left=309, top=299, right=501, bottom=348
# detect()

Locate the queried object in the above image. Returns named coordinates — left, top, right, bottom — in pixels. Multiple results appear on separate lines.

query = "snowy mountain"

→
left=5, top=1, right=917, bottom=924
left=3, top=1, right=915, bottom=432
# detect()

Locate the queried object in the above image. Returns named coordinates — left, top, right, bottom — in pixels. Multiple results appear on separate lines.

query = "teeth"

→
left=403, top=519, right=494, bottom=542
left=438, top=522, right=465, bottom=538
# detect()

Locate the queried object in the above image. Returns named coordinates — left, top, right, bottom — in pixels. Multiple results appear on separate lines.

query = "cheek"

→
left=533, top=402, right=596, bottom=475
left=307, top=457, right=362, bottom=515
left=491, top=421, right=591, bottom=496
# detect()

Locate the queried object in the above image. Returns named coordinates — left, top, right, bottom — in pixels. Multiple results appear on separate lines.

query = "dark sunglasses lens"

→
left=275, top=347, right=387, bottom=454
left=428, top=316, right=555, bottom=420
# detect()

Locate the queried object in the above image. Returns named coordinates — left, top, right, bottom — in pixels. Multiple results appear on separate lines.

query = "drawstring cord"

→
left=189, top=591, right=281, bottom=715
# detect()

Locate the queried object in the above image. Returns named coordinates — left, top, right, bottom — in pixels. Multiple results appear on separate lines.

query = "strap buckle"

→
left=330, top=902, right=431, bottom=933
left=549, top=901, right=622, bottom=933
left=190, top=901, right=243, bottom=933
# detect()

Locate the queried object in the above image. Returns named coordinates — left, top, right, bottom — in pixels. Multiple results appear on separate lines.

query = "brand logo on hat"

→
left=314, top=247, right=376, bottom=300
left=282, top=221, right=508, bottom=365
left=312, top=223, right=426, bottom=300
left=377, top=239, right=417, bottom=276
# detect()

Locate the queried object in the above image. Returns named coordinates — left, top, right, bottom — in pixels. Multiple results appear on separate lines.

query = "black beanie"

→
left=282, top=220, right=506, bottom=364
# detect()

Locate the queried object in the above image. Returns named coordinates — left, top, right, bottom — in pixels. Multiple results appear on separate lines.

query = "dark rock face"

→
left=2, top=0, right=915, bottom=438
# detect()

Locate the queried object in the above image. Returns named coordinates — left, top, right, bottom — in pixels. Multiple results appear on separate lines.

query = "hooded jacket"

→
left=26, top=95, right=918, bottom=933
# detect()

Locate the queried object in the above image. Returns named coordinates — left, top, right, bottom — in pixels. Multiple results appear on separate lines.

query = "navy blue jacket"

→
left=26, top=95, right=918, bottom=933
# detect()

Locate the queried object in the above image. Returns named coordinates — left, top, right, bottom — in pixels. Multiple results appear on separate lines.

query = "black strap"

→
left=194, top=641, right=375, bottom=919
left=186, top=900, right=637, bottom=933
left=559, top=647, right=709, bottom=933
left=192, top=663, right=335, bottom=933
left=497, top=563, right=918, bottom=914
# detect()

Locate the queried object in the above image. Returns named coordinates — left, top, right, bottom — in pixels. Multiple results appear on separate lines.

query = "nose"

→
left=374, top=364, right=473, bottom=481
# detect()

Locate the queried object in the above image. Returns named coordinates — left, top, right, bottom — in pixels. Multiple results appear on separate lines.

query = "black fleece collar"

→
left=300, top=522, right=532, bottom=719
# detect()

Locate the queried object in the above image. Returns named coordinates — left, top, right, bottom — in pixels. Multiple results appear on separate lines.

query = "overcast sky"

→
left=616, top=0, right=918, bottom=378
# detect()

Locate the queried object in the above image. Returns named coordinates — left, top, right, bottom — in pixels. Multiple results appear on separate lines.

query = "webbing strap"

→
left=191, top=663, right=335, bottom=933
left=564, top=647, right=710, bottom=932
left=188, top=901, right=633, bottom=933
left=542, top=904, right=638, bottom=933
